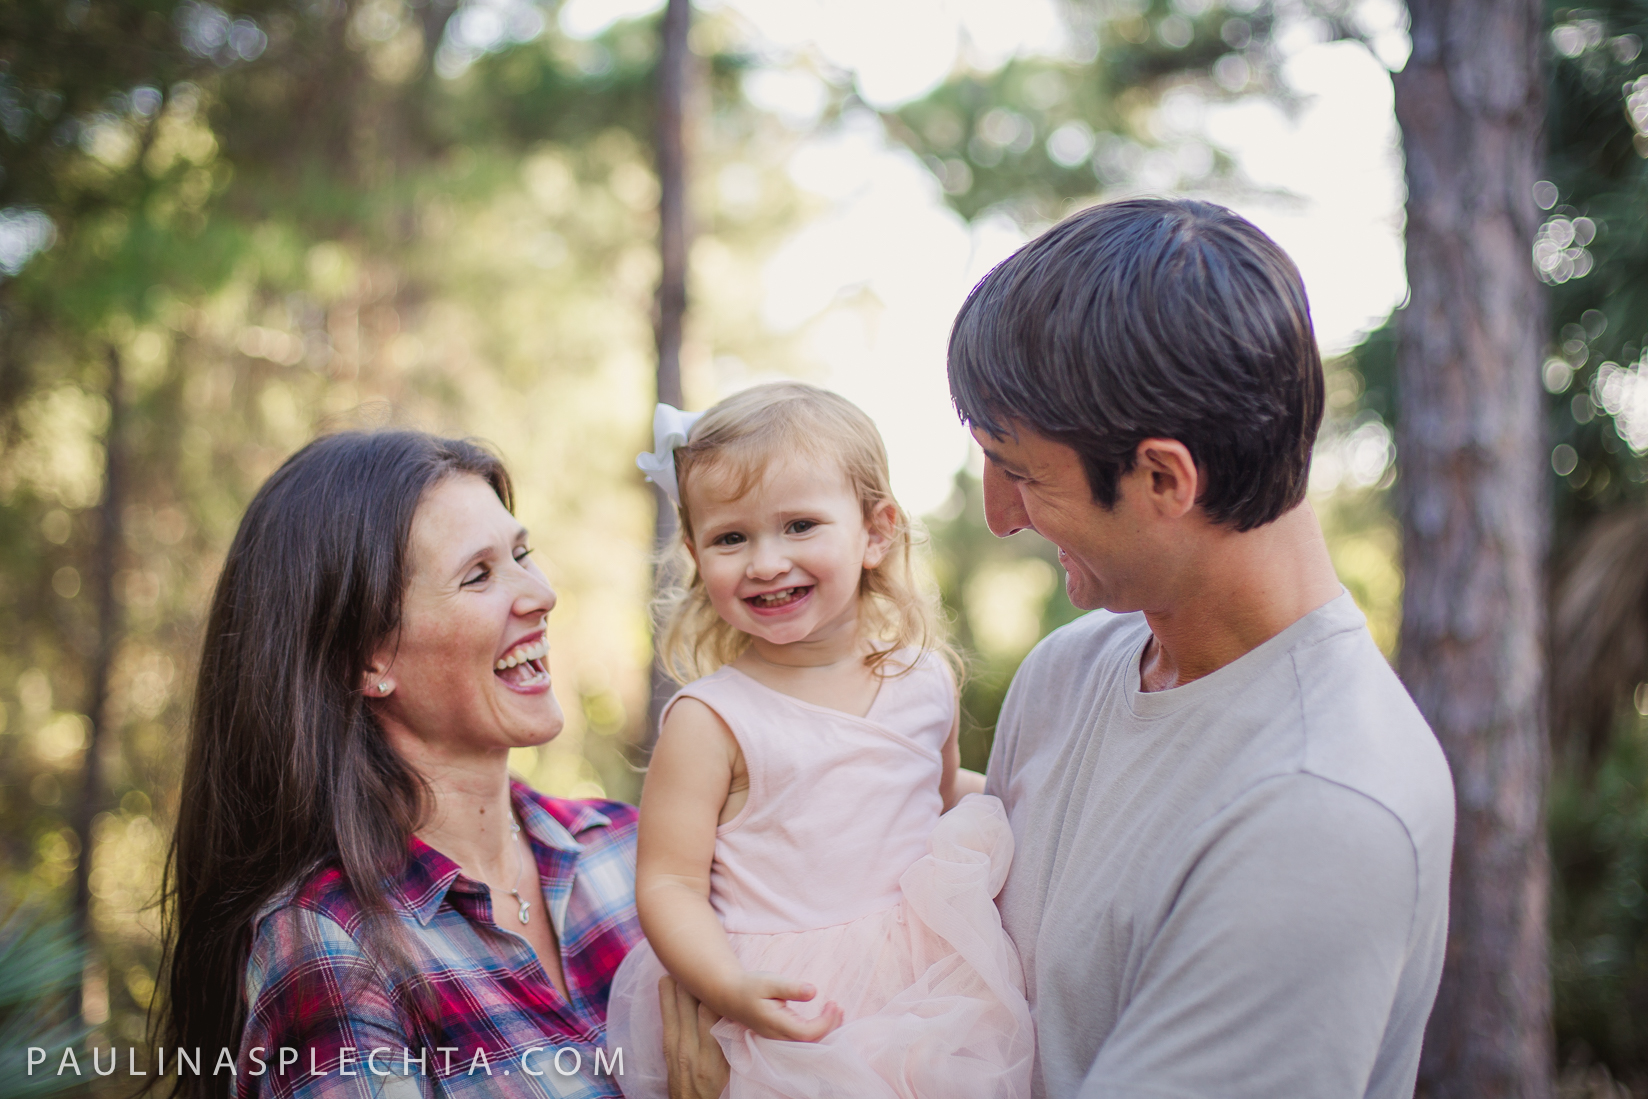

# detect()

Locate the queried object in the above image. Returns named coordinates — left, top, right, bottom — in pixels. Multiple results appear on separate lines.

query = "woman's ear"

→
left=361, top=650, right=395, bottom=698
left=862, top=500, right=900, bottom=570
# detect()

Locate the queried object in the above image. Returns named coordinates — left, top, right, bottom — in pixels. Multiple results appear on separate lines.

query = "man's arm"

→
left=659, top=976, right=731, bottom=1099
left=1081, top=773, right=1421, bottom=1099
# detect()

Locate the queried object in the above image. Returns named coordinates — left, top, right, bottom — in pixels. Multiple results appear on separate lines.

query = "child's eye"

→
left=787, top=519, right=817, bottom=534
left=713, top=532, right=746, bottom=546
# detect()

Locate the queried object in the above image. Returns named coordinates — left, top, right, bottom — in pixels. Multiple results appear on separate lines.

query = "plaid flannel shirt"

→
left=237, top=781, right=640, bottom=1099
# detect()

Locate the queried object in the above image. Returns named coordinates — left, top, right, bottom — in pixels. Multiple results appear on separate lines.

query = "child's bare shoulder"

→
left=662, top=693, right=732, bottom=736
left=645, top=694, right=742, bottom=812
left=657, top=691, right=742, bottom=766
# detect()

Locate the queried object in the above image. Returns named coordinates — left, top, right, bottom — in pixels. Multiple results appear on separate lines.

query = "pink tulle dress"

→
left=606, top=650, right=1033, bottom=1099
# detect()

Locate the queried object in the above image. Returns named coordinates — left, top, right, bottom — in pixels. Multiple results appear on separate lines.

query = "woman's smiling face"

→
left=370, top=474, right=563, bottom=757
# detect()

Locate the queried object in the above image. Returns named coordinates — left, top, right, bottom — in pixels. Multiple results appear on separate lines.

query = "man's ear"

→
left=862, top=500, right=900, bottom=570
left=1131, top=439, right=1199, bottom=520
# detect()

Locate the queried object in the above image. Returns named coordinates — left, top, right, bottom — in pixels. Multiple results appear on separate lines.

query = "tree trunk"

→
left=1393, top=3, right=1552, bottom=1096
left=647, top=0, right=690, bottom=746
left=70, top=346, right=125, bottom=1024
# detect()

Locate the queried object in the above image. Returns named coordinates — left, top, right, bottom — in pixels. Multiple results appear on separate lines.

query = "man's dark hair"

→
left=948, top=197, right=1324, bottom=532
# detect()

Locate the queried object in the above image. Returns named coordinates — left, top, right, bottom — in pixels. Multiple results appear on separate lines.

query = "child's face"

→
left=685, top=456, right=895, bottom=652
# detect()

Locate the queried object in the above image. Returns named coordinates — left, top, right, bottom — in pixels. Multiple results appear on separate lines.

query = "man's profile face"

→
left=971, top=424, right=1146, bottom=612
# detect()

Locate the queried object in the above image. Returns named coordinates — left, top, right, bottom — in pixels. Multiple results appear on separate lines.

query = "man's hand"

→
left=660, top=975, right=730, bottom=1099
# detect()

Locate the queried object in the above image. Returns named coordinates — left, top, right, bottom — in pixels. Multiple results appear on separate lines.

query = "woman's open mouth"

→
left=494, top=635, right=551, bottom=691
left=744, top=585, right=813, bottom=613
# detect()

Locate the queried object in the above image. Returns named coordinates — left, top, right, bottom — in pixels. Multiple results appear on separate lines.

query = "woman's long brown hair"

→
left=152, top=430, right=511, bottom=1097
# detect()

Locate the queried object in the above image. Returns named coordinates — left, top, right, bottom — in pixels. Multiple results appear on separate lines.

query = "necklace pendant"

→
left=506, top=817, right=532, bottom=926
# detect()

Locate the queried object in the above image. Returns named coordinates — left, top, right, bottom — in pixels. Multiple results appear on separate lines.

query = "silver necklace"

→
left=505, top=817, right=532, bottom=926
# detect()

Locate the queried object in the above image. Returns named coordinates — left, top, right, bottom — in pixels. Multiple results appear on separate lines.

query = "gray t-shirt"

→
left=986, top=593, right=1454, bottom=1099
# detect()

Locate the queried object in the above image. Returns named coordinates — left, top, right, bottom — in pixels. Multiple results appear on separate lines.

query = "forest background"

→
left=3, top=0, right=1647, bottom=1094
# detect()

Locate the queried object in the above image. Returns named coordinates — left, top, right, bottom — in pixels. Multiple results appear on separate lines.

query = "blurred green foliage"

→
left=925, top=471, right=1084, bottom=772
left=1551, top=717, right=1648, bottom=1082
left=885, top=0, right=1284, bottom=226
left=1543, top=1, right=1648, bottom=544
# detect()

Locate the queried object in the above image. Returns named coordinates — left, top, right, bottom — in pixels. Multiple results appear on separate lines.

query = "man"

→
left=952, top=198, right=1454, bottom=1098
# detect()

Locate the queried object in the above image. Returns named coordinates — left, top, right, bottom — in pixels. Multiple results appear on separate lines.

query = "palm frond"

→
left=0, top=912, right=81, bottom=1014
left=0, top=909, right=88, bottom=1099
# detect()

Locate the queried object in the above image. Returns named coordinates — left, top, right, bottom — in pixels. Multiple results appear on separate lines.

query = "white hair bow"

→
left=636, top=403, right=705, bottom=506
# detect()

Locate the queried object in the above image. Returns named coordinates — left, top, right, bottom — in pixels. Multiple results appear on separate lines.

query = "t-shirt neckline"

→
left=1124, top=589, right=1362, bottom=720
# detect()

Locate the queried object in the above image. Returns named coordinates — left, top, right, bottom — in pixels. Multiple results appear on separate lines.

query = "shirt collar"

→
left=513, top=779, right=610, bottom=853
left=397, top=836, right=465, bottom=926
left=394, top=780, right=613, bottom=926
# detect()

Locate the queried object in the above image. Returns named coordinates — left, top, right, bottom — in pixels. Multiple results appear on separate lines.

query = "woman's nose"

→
left=512, top=565, right=557, bottom=618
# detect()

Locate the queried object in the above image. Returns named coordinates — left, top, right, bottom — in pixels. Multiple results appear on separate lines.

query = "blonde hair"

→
left=656, top=382, right=952, bottom=683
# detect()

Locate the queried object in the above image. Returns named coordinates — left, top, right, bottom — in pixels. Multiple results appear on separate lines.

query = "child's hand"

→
left=722, top=971, right=844, bottom=1043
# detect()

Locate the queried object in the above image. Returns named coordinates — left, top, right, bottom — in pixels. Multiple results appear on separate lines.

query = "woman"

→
left=156, top=430, right=640, bottom=1098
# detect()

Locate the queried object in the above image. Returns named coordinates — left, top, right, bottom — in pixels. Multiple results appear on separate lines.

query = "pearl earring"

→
left=377, top=682, right=390, bottom=694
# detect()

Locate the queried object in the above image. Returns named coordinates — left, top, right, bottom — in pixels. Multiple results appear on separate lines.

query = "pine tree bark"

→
left=647, top=0, right=690, bottom=745
left=70, top=346, right=125, bottom=1023
left=1393, top=2, right=1552, bottom=1095
left=654, top=0, right=688, bottom=412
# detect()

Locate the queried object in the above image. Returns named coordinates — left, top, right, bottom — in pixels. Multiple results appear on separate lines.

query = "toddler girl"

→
left=606, top=383, right=1032, bottom=1099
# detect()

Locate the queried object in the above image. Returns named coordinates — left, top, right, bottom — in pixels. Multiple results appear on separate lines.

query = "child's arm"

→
left=635, top=697, right=842, bottom=1042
